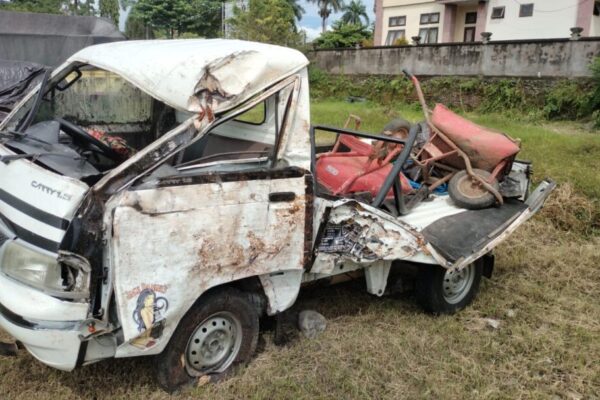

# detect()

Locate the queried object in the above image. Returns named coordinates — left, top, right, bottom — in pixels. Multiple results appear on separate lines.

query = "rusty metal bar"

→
left=371, top=123, right=420, bottom=208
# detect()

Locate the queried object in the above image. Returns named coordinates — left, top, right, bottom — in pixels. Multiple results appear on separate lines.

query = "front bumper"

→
left=0, top=273, right=88, bottom=371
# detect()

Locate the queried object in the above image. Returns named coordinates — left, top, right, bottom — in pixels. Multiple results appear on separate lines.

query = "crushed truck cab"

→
left=0, top=39, right=554, bottom=389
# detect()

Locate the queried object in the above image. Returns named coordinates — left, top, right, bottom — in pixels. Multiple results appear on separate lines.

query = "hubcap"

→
left=457, top=175, right=488, bottom=199
left=442, top=264, right=475, bottom=304
left=185, top=312, right=242, bottom=375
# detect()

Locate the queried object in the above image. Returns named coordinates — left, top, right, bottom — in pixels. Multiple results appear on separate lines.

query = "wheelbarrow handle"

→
left=402, top=69, right=413, bottom=79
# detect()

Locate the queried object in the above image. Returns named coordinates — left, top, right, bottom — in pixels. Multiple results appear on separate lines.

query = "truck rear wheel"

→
left=415, top=261, right=482, bottom=314
left=155, top=288, right=259, bottom=392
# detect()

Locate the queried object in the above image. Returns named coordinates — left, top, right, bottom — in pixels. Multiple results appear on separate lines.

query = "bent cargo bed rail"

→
left=311, top=179, right=555, bottom=274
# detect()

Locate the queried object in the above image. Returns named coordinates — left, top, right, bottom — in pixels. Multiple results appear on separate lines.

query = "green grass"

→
left=1, top=100, right=599, bottom=399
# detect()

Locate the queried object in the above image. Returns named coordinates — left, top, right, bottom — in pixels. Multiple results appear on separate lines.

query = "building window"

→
left=385, top=30, right=406, bottom=45
left=594, top=1, right=600, bottom=16
left=491, top=7, right=505, bottom=19
left=464, top=27, right=476, bottom=42
left=465, top=12, right=477, bottom=24
left=519, top=3, right=534, bottom=17
left=418, top=28, right=438, bottom=44
left=389, top=16, right=406, bottom=27
left=420, top=12, right=440, bottom=25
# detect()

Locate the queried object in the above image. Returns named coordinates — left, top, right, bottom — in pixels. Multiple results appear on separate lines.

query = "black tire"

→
left=415, top=260, right=483, bottom=315
left=383, top=118, right=412, bottom=134
left=155, top=288, right=259, bottom=393
left=448, top=169, right=499, bottom=210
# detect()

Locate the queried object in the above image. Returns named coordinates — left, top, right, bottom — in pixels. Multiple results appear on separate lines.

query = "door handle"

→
left=269, top=192, right=296, bottom=202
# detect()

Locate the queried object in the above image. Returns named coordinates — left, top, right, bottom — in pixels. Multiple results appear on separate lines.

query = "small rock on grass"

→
left=0, top=341, right=18, bottom=356
left=197, top=375, right=212, bottom=387
left=483, top=318, right=501, bottom=330
left=298, top=310, right=327, bottom=339
left=467, top=317, right=501, bottom=331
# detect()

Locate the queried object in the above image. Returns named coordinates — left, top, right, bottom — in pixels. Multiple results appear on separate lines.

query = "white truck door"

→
left=108, top=83, right=311, bottom=356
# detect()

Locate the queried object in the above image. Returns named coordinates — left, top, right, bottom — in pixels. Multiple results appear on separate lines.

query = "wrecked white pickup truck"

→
left=0, top=40, right=554, bottom=391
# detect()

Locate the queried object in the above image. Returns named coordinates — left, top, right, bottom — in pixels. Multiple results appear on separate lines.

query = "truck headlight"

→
left=0, top=241, right=90, bottom=300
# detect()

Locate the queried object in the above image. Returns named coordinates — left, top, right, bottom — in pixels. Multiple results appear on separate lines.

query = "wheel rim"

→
left=185, top=311, right=242, bottom=375
left=442, top=264, right=476, bottom=304
left=457, top=175, right=489, bottom=199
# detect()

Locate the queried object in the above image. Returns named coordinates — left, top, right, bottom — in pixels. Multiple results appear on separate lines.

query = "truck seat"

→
left=316, top=154, right=412, bottom=199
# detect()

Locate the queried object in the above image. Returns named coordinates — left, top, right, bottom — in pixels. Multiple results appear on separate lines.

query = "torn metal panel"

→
left=311, top=199, right=442, bottom=275
left=259, top=270, right=303, bottom=315
left=277, top=69, right=311, bottom=171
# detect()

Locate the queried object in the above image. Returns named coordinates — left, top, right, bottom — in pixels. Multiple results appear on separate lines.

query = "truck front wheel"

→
left=155, top=288, right=259, bottom=392
left=415, top=261, right=483, bottom=314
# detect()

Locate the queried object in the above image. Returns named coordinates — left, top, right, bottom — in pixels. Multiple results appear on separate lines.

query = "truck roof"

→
left=67, top=39, right=309, bottom=114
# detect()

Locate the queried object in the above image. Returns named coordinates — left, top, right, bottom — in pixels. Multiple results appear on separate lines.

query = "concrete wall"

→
left=309, top=39, right=600, bottom=78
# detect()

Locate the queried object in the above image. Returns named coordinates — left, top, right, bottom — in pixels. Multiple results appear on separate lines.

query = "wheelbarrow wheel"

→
left=448, top=169, right=499, bottom=210
left=382, top=118, right=412, bottom=133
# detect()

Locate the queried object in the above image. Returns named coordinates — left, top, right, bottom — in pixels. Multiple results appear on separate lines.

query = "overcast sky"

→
left=298, top=0, right=376, bottom=40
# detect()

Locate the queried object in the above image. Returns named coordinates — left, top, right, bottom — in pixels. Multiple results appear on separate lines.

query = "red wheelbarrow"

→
left=404, top=69, right=521, bottom=209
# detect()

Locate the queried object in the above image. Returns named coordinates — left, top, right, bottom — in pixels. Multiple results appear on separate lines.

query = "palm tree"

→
left=309, top=0, right=345, bottom=33
left=285, top=0, right=305, bottom=21
left=341, top=0, right=369, bottom=26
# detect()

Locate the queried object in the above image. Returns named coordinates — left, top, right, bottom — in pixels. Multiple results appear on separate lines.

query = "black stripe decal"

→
left=0, top=189, right=70, bottom=230
left=0, top=301, right=36, bottom=329
left=0, top=301, right=79, bottom=331
left=0, top=214, right=60, bottom=253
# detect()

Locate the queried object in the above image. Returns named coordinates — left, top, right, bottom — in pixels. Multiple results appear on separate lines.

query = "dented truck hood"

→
left=67, top=39, right=309, bottom=115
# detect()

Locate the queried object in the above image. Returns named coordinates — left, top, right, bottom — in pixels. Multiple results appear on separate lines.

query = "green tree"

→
left=308, top=0, right=345, bottom=33
left=0, top=0, right=97, bottom=15
left=130, top=0, right=221, bottom=39
left=125, top=10, right=154, bottom=39
left=99, top=0, right=119, bottom=25
left=312, top=19, right=371, bottom=49
left=229, top=0, right=302, bottom=47
left=0, top=0, right=63, bottom=13
left=66, top=0, right=96, bottom=16
left=590, top=57, right=600, bottom=127
left=341, top=0, right=368, bottom=26
left=285, top=0, right=305, bottom=21
left=131, top=0, right=191, bottom=38
left=186, top=0, right=222, bottom=38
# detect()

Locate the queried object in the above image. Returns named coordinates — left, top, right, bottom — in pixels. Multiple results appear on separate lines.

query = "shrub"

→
left=361, top=38, right=374, bottom=48
left=392, top=38, right=409, bottom=46
left=543, top=80, right=590, bottom=121
left=313, top=21, right=372, bottom=49
left=589, top=57, right=600, bottom=127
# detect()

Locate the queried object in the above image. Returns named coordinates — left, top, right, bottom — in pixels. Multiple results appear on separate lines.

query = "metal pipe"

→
left=372, top=123, right=420, bottom=208
left=311, top=124, right=410, bottom=145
